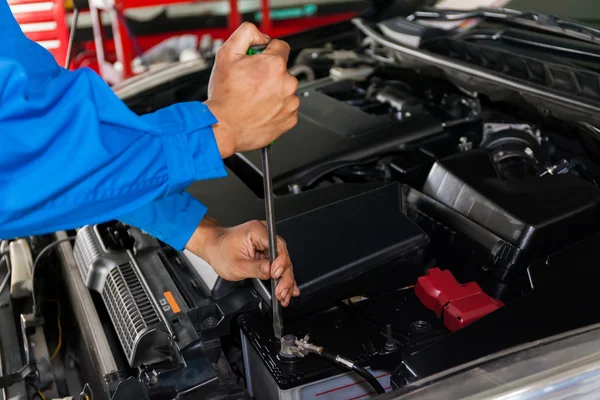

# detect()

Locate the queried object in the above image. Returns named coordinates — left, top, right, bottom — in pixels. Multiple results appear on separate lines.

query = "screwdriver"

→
left=247, top=43, right=284, bottom=340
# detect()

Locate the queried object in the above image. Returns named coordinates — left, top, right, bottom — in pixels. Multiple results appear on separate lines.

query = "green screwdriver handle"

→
left=247, top=44, right=267, bottom=55
left=247, top=44, right=275, bottom=146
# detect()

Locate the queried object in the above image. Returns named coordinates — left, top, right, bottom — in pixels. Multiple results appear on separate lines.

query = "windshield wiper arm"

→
left=408, top=7, right=600, bottom=46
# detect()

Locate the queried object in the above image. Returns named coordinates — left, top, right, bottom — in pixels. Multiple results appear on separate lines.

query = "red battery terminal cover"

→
left=415, top=268, right=503, bottom=332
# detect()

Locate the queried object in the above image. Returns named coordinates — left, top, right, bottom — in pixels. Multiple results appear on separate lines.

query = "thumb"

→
left=252, top=259, right=271, bottom=280
left=225, top=22, right=270, bottom=55
left=232, top=259, right=270, bottom=281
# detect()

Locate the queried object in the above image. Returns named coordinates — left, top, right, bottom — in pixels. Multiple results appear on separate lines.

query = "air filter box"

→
left=417, top=151, right=600, bottom=278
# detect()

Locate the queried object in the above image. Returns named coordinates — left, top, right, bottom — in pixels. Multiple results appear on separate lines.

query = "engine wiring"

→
left=0, top=239, right=74, bottom=396
left=31, top=236, right=76, bottom=316
left=28, top=382, right=46, bottom=400
left=45, top=299, right=63, bottom=361
left=36, top=389, right=47, bottom=400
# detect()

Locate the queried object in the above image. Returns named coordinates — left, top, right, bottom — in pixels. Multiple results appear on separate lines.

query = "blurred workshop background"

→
left=8, top=0, right=597, bottom=85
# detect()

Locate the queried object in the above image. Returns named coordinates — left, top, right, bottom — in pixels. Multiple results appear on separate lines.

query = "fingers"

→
left=276, top=268, right=298, bottom=307
left=242, top=255, right=298, bottom=307
left=224, top=22, right=270, bottom=55
left=273, top=237, right=298, bottom=307
left=271, top=237, right=290, bottom=279
left=284, top=94, right=300, bottom=113
left=263, top=39, right=291, bottom=60
left=236, top=259, right=270, bottom=281
left=248, top=220, right=269, bottom=252
left=251, top=221, right=299, bottom=306
left=284, top=75, right=300, bottom=97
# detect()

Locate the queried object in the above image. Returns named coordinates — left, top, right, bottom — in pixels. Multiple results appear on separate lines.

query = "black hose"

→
left=319, top=349, right=337, bottom=364
left=320, top=350, right=386, bottom=395
left=352, top=364, right=386, bottom=395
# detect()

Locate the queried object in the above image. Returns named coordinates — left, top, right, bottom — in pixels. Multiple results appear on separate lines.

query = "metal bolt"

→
left=288, top=184, right=302, bottom=194
left=458, top=136, right=472, bottom=152
left=203, top=316, right=218, bottom=329
left=384, top=324, right=397, bottom=352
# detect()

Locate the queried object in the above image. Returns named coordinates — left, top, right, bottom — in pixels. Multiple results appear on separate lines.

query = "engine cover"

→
left=231, top=78, right=447, bottom=192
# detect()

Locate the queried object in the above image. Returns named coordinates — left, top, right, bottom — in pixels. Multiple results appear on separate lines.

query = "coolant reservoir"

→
left=9, top=239, right=33, bottom=299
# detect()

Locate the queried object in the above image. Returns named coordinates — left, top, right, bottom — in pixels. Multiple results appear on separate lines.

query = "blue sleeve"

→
left=0, top=57, right=226, bottom=243
left=119, top=192, right=207, bottom=251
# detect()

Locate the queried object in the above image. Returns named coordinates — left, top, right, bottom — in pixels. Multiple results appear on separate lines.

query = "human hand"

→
left=185, top=217, right=299, bottom=306
left=204, top=22, right=300, bottom=158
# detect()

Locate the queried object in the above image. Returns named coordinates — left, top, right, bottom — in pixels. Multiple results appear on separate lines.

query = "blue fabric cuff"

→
left=118, top=191, right=207, bottom=250
left=141, top=102, right=227, bottom=195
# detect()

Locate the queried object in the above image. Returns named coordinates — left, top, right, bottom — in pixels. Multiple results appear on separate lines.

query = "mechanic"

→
left=0, top=3, right=300, bottom=306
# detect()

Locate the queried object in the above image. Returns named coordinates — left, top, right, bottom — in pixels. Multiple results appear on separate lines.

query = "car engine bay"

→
left=4, top=14, right=600, bottom=400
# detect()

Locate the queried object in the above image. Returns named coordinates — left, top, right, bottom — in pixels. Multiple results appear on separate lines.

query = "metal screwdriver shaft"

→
left=261, top=146, right=283, bottom=339
left=247, top=43, right=283, bottom=340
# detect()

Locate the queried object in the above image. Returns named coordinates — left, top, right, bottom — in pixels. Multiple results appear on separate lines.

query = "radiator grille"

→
left=73, top=226, right=103, bottom=282
left=102, top=261, right=160, bottom=360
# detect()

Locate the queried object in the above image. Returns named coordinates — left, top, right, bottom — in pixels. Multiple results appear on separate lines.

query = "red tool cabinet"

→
left=8, top=0, right=71, bottom=66
left=10, top=0, right=357, bottom=83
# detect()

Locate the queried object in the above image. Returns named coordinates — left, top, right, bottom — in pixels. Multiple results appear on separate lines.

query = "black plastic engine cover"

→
left=234, top=79, right=444, bottom=192
left=187, top=177, right=429, bottom=313
left=263, top=182, right=429, bottom=314
left=186, top=169, right=394, bottom=226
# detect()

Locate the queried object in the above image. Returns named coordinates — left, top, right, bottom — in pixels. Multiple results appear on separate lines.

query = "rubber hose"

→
left=319, top=350, right=337, bottom=364
left=352, top=364, right=385, bottom=395
left=320, top=350, right=385, bottom=395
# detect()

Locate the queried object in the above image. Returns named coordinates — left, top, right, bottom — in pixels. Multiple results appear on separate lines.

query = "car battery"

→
left=239, top=288, right=447, bottom=400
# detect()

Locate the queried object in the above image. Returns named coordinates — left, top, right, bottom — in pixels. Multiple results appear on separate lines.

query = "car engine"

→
left=4, top=17, right=600, bottom=400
